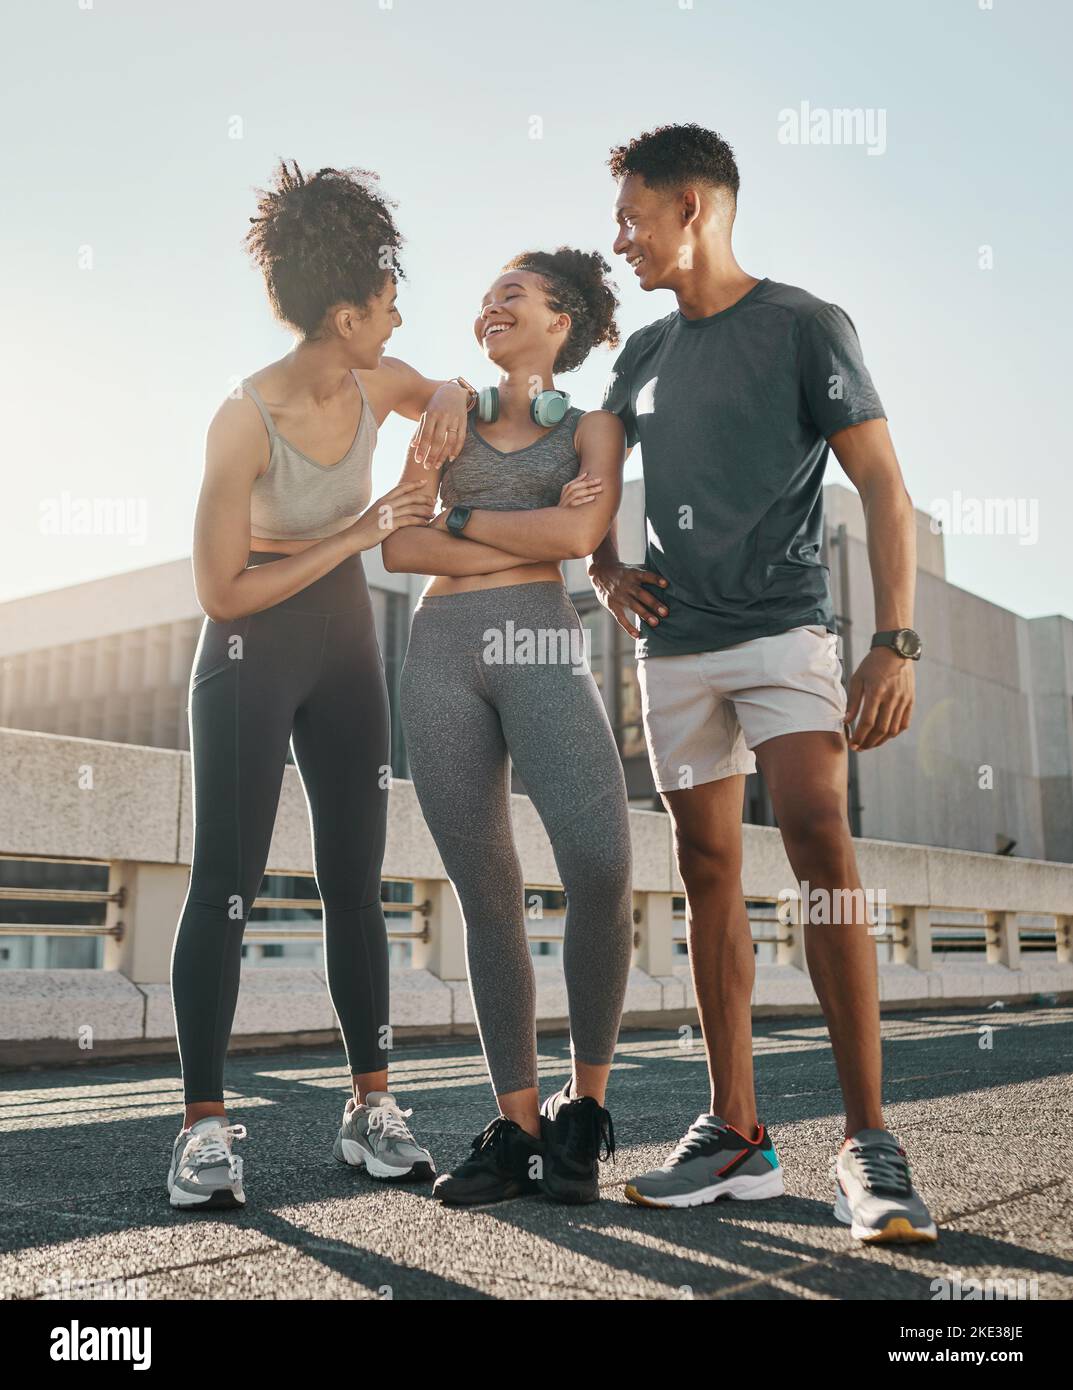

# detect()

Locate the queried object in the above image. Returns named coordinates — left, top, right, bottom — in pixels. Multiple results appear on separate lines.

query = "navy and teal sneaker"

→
left=624, top=1115, right=783, bottom=1209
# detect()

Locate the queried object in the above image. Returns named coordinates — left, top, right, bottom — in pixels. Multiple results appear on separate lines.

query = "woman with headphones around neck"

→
left=384, top=248, right=634, bottom=1207
left=168, top=159, right=472, bottom=1211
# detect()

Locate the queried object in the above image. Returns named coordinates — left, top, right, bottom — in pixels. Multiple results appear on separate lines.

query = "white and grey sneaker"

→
left=332, top=1092, right=435, bottom=1182
left=834, top=1128, right=938, bottom=1244
left=168, top=1116, right=247, bottom=1210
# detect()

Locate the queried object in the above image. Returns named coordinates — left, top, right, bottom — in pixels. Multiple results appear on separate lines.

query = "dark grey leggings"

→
left=171, top=551, right=391, bottom=1103
left=399, top=581, right=633, bottom=1096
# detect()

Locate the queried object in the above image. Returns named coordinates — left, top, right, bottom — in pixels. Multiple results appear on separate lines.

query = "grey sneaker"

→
left=625, top=1115, right=783, bottom=1209
left=834, top=1128, right=938, bottom=1244
left=332, top=1092, right=435, bottom=1182
left=168, top=1116, right=247, bottom=1210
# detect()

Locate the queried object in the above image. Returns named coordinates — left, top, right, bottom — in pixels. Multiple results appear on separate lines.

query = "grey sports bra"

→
left=438, top=406, right=584, bottom=512
left=242, top=370, right=376, bottom=541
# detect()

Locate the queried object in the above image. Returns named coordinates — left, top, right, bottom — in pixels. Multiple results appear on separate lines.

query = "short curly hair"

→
left=243, top=158, right=404, bottom=338
left=608, top=123, right=740, bottom=198
left=502, top=247, right=620, bottom=374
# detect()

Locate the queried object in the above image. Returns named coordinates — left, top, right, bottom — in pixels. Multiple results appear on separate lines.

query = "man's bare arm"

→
left=829, top=416, right=917, bottom=750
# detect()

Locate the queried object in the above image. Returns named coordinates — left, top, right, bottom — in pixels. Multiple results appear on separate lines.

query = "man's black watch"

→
left=871, top=629, right=923, bottom=660
left=445, top=504, right=472, bottom=537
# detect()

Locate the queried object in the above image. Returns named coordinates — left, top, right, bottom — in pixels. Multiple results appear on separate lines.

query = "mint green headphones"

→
left=477, top=386, right=571, bottom=428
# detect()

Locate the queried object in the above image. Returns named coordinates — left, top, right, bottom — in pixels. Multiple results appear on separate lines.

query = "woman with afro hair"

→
left=168, top=159, right=473, bottom=1210
left=384, top=248, right=634, bottom=1207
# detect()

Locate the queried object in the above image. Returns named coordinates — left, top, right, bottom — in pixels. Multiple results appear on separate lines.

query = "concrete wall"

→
left=1, top=726, right=1070, bottom=1060
left=1029, top=615, right=1073, bottom=863
left=827, top=486, right=1069, bottom=861
left=5, top=726, right=1071, bottom=909
left=1, top=481, right=1070, bottom=862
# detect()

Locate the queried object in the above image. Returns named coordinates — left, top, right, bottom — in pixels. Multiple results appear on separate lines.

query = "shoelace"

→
left=183, top=1123, right=247, bottom=1182
left=667, top=1118, right=727, bottom=1165
left=470, top=1116, right=517, bottom=1155
left=366, top=1103, right=416, bottom=1145
left=559, top=1102, right=615, bottom=1166
left=849, top=1139, right=911, bottom=1197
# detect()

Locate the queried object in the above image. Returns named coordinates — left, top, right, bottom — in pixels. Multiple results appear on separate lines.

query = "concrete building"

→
left=1, top=482, right=1071, bottom=862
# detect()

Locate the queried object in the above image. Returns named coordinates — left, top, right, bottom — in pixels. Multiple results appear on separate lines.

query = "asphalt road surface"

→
left=1, top=1005, right=1069, bottom=1301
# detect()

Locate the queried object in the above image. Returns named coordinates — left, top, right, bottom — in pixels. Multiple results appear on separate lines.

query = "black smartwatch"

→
left=445, top=504, right=472, bottom=537
left=871, top=629, right=923, bottom=660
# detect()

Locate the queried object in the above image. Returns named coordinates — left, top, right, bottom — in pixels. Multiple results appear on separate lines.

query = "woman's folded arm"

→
left=381, top=524, right=539, bottom=576
left=460, top=410, right=625, bottom=562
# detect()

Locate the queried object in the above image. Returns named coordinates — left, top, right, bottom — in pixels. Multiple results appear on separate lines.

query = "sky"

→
left=3, top=0, right=1070, bottom=624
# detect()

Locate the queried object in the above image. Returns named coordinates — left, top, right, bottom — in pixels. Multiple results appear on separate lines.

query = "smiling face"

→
left=327, top=273, right=402, bottom=369
left=473, top=270, right=569, bottom=373
left=356, top=274, right=402, bottom=368
left=612, top=173, right=696, bottom=293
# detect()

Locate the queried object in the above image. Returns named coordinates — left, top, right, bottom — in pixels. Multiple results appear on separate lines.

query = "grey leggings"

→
left=399, top=581, right=633, bottom=1095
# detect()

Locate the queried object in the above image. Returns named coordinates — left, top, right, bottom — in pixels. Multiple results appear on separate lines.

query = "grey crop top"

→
left=438, top=406, right=584, bottom=512
left=241, top=370, right=376, bottom=541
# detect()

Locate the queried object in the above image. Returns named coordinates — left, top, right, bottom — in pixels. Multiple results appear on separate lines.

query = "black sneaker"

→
left=432, top=1116, right=544, bottom=1207
left=539, top=1082, right=615, bottom=1204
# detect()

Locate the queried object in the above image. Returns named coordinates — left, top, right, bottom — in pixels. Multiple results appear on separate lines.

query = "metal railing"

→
left=0, top=852, right=1069, bottom=979
left=0, top=857, right=431, bottom=947
left=242, top=875, right=431, bottom=945
left=0, top=854, right=121, bottom=939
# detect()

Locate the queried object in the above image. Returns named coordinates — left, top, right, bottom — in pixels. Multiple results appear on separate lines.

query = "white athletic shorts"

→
left=637, top=624, right=847, bottom=792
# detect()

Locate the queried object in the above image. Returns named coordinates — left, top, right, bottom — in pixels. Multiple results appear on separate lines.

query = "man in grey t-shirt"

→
left=592, top=123, right=936, bottom=1244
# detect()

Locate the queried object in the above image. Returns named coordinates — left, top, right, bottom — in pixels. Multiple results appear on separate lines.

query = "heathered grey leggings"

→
left=399, top=581, right=633, bottom=1096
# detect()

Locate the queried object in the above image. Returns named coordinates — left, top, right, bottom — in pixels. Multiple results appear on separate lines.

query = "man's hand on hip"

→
left=588, top=560, right=669, bottom=638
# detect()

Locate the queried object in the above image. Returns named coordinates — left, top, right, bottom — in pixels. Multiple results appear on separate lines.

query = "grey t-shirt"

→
left=601, top=277, right=885, bottom=658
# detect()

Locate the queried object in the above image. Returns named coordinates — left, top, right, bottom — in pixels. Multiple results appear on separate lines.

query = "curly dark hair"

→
left=608, top=123, right=740, bottom=198
left=243, top=158, right=404, bottom=338
left=502, top=247, right=620, bottom=374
